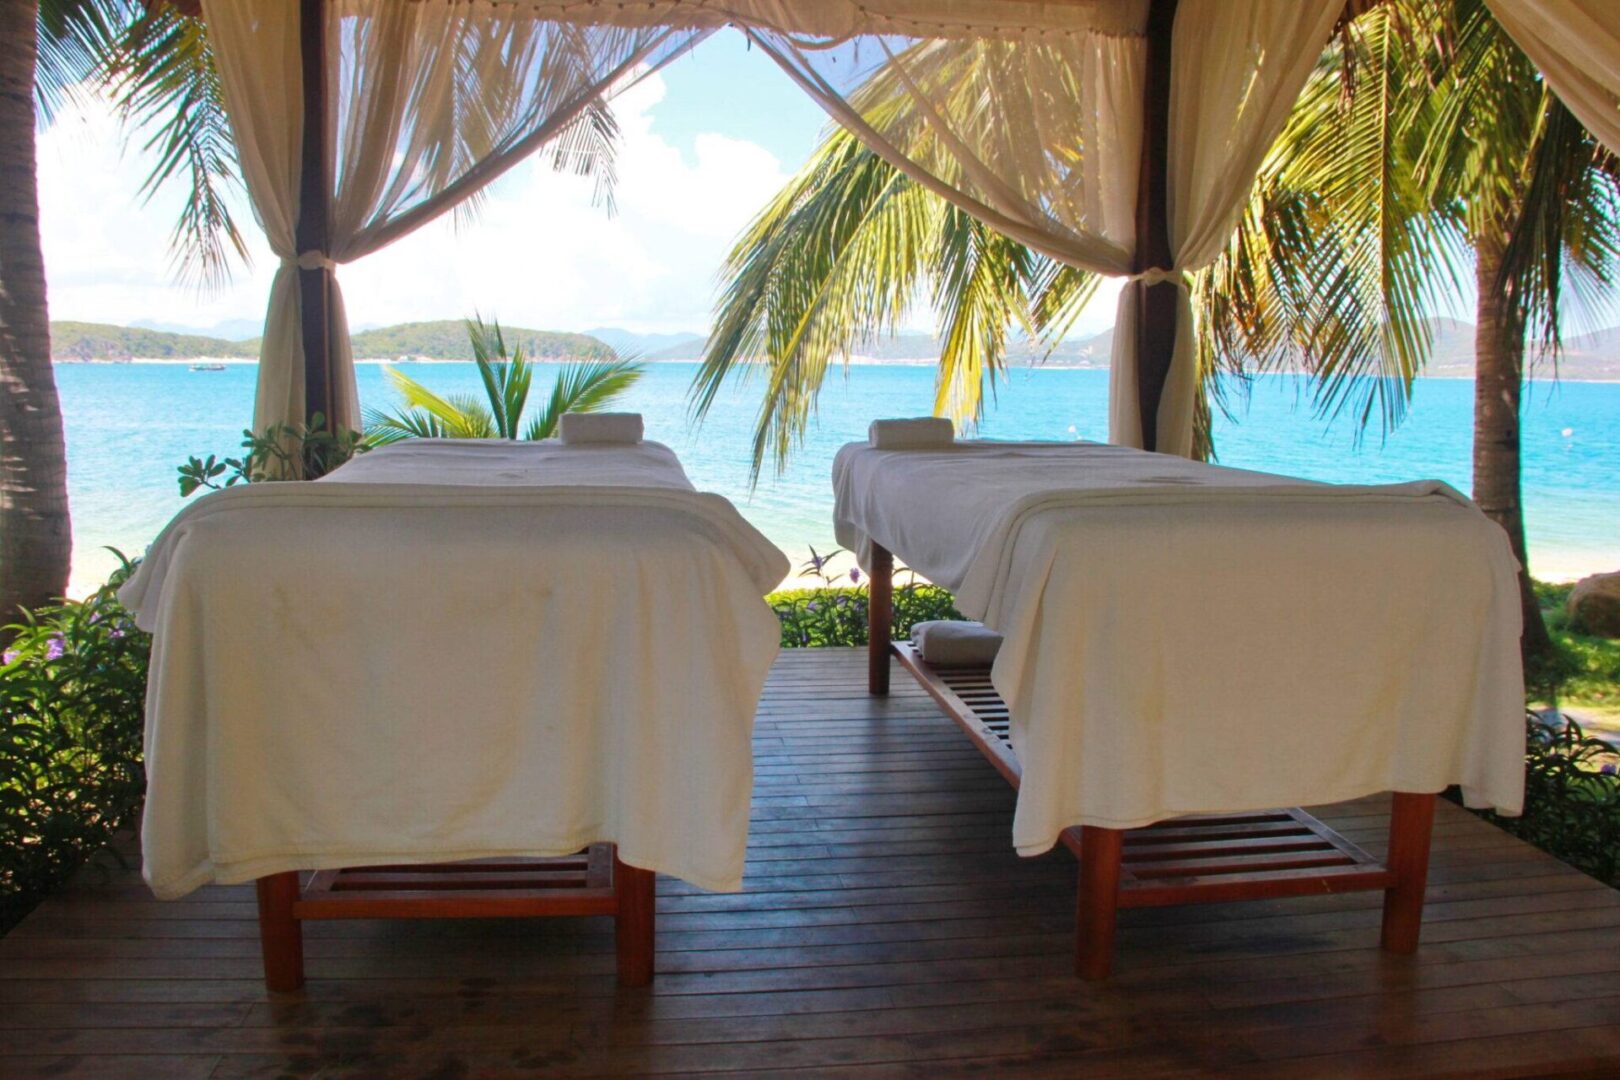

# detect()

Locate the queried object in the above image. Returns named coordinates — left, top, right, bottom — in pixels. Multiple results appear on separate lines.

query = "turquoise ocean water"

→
left=57, top=361, right=1619, bottom=594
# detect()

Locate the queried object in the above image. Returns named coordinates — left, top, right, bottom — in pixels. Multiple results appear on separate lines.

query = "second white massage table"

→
left=834, top=432, right=1525, bottom=978
left=122, top=432, right=789, bottom=990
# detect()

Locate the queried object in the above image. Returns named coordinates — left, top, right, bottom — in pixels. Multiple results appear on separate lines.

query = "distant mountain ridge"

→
left=348, top=321, right=614, bottom=362
left=52, top=320, right=616, bottom=363
left=50, top=318, right=1620, bottom=379
left=584, top=327, right=706, bottom=359
left=52, top=322, right=258, bottom=361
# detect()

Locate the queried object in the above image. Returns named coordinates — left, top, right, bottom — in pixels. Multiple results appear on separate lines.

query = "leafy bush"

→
left=768, top=546, right=963, bottom=648
left=1468, top=716, right=1620, bottom=888
left=770, top=582, right=962, bottom=648
left=177, top=412, right=368, bottom=494
left=1, top=555, right=151, bottom=934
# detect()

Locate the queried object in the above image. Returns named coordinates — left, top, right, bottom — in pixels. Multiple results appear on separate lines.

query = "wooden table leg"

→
left=256, top=872, right=305, bottom=992
left=868, top=543, right=894, bottom=696
left=614, top=851, right=656, bottom=986
left=1380, top=791, right=1436, bottom=954
left=1076, top=826, right=1124, bottom=980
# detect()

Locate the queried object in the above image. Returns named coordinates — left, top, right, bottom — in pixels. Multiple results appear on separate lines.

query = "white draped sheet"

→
left=833, top=441, right=1525, bottom=853
left=121, top=441, right=789, bottom=897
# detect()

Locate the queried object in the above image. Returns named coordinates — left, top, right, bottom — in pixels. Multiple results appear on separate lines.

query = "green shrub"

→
left=177, top=412, right=367, bottom=494
left=769, top=546, right=964, bottom=648
left=1467, top=716, right=1620, bottom=889
left=0, top=556, right=151, bottom=934
left=770, top=582, right=962, bottom=648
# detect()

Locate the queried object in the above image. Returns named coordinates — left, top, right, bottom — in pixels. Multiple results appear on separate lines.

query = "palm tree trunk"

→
left=1472, top=229, right=1552, bottom=666
left=0, top=0, right=72, bottom=624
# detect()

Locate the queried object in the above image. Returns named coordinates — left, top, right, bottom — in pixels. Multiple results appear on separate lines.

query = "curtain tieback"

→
left=1125, top=267, right=1188, bottom=287
left=288, top=250, right=336, bottom=271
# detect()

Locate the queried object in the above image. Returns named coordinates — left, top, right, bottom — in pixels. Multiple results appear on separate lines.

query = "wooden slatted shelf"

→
left=257, top=843, right=654, bottom=989
left=886, top=626, right=1433, bottom=980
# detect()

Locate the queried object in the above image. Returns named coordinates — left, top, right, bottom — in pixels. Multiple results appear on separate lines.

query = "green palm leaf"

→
left=527, top=358, right=646, bottom=441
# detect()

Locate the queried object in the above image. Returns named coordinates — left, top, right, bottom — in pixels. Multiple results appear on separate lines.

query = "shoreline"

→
left=51, top=356, right=1620, bottom=382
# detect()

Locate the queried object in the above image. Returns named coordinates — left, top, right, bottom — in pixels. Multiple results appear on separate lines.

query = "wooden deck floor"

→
left=4, top=647, right=1620, bottom=1078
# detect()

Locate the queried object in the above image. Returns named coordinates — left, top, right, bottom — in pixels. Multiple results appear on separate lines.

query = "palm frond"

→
left=527, top=357, right=645, bottom=440
left=97, top=2, right=247, bottom=288
left=34, top=0, right=131, bottom=124
left=369, top=366, right=495, bottom=439
left=466, top=316, right=535, bottom=438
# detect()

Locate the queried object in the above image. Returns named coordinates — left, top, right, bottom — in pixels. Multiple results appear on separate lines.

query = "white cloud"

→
left=37, top=70, right=794, bottom=337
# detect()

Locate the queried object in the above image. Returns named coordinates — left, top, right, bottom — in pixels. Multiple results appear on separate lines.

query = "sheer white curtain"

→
left=684, top=0, right=1337, bottom=456
left=1106, top=0, right=1342, bottom=455
left=200, top=0, right=700, bottom=436
left=206, top=0, right=1342, bottom=456
left=1487, top=0, right=1620, bottom=156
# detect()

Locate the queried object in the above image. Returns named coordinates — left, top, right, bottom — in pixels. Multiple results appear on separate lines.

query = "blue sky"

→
left=44, top=30, right=1038, bottom=341
left=651, top=33, right=833, bottom=167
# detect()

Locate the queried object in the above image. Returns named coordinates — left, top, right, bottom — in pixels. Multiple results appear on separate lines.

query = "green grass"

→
left=1530, top=581, right=1620, bottom=715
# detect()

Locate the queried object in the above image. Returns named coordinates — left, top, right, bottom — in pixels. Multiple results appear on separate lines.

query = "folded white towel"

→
left=911, top=620, right=1003, bottom=667
left=560, top=412, right=644, bottom=445
left=869, top=417, right=954, bottom=450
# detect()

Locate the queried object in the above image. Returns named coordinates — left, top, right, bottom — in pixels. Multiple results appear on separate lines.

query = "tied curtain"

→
left=1486, top=0, right=1620, bottom=158
left=204, top=0, right=1340, bottom=456
left=199, top=0, right=700, bottom=437
left=719, top=0, right=1342, bottom=456
left=494, top=0, right=1342, bottom=456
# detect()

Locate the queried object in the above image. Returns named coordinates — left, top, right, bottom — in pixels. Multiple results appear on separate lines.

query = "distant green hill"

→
left=51, top=321, right=256, bottom=361
left=349, top=321, right=615, bottom=361
left=51, top=320, right=617, bottom=363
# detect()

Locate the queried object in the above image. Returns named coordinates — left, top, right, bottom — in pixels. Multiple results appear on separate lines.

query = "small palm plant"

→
left=365, top=317, right=644, bottom=443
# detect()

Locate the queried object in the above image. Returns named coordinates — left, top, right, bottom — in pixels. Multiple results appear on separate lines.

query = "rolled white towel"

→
left=869, top=417, right=954, bottom=450
left=911, top=620, right=1003, bottom=667
left=560, top=412, right=644, bottom=445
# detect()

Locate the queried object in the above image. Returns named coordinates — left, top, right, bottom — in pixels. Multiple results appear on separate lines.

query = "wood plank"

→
left=0, top=648, right=1615, bottom=1078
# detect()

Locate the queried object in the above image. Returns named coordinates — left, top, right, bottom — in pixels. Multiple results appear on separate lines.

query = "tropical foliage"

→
left=771, top=582, right=959, bottom=650
left=770, top=547, right=961, bottom=648
left=1469, top=716, right=1620, bottom=889
left=366, top=318, right=644, bottom=443
left=176, top=414, right=370, bottom=495
left=691, top=0, right=1620, bottom=665
left=0, top=553, right=149, bottom=935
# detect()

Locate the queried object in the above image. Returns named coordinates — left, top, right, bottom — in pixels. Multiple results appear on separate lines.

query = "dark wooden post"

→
left=868, top=543, right=894, bottom=696
left=1380, top=792, right=1436, bottom=953
left=296, top=0, right=333, bottom=430
left=1076, top=825, right=1124, bottom=980
left=255, top=872, right=305, bottom=992
left=1131, top=0, right=1179, bottom=452
left=613, top=850, right=656, bottom=986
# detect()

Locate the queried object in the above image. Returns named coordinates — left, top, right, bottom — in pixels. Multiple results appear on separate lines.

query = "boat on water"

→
left=190, top=363, right=227, bottom=372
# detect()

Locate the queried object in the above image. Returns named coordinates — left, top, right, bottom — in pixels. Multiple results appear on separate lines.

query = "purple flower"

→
left=808, top=601, right=820, bottom=612
left=1602, top=764, right=1618, bottom=776
left=849, top=568, right=862, bottom=584
left=1, top=649, right=15, bottom=665
left=45, top=636, right=65, bottom=661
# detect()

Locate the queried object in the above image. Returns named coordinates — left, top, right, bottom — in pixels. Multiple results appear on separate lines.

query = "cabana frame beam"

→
left=296, top=0, right=333, bottom=430
left=1132, top=0, right=1178, bottom=453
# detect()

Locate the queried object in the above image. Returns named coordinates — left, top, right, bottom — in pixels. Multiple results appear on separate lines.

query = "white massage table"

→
left=123, top=436, right=788, bottom=989
left=833, top=436, right=1525, bottom=978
